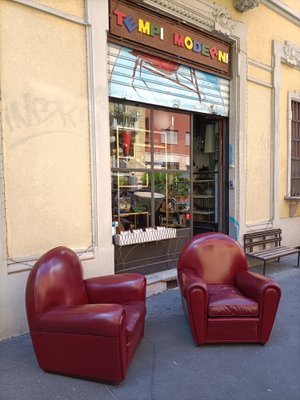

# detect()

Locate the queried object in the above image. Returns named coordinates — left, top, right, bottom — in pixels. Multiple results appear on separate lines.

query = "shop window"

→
left=291, top=100, right=300, bottom=196
left=161, top=130, right=178, bottom=145
left=110, top=102, right=191, bottom=235
left=287, top=94, right=300, bottom=198
left=185, top=132, right=190, bottom=146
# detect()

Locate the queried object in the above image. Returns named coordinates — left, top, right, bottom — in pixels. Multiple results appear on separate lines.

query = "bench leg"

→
left=263, top=260, right=266, bottom=276
left=297, top=252, right=300, bottom=268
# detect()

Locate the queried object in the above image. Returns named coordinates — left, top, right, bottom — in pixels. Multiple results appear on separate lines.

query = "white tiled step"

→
left=146, top=268, right=177, bottom=297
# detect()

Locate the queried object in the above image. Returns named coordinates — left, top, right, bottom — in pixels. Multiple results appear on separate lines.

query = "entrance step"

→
left=146, top=268, right=177, bottom=297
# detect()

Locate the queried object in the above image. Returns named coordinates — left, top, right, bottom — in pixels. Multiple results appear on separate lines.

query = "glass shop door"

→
left=192, top=114, right=229, bottom=235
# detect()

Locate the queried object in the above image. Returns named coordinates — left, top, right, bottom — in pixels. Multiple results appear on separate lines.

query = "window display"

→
left=110, top=102, right=191, bottom=238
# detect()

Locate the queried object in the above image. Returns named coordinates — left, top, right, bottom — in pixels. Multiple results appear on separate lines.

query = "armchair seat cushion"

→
left=208, top=285, right=259, bottom=317
left=39, top=304, right=125, bottom=336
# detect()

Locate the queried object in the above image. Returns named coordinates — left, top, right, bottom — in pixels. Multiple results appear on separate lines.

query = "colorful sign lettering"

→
left=110, top=0, right=231, bottom=77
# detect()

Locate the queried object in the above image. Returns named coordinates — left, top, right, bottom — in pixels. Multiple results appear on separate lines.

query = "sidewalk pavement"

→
left=1, top=256, right=299, bottom=400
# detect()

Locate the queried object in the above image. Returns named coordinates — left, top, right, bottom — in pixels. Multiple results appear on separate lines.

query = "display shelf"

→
left=194, top=210, right=215, bottom=215
left=193, top=179, right=214, bottom=183
left=193, top=195, right=214, bottom=199
left=193, top=172, right=215, bottom=224
left=114, top=212, right=149, bottom=229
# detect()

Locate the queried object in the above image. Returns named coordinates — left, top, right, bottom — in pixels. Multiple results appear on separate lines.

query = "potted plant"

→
left=111, top=105, right=139, bottom=156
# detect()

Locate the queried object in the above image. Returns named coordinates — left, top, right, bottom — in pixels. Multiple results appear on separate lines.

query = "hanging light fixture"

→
left=204, top=124, right=215, bottom=153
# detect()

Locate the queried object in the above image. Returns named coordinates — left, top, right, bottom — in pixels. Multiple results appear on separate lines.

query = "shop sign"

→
left=109, top=0, right=231, bottom=77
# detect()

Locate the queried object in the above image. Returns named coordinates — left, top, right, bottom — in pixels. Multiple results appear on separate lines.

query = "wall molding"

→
left=142, top=0, right=238, bottom=36
left=262, top=0, right=300, bottom=27
left=10, top=0, right=88, bottom=25
left=247, top=58, right=273, bottom=88
left=247, top=76, right=272, bottom=88
left=248, top=58, right=273, bottom=72
left=233, top=0, right=261, bottom=13
left=282, top=41, right=300, bottom=69
left=6, top=247, right=95, bottom=274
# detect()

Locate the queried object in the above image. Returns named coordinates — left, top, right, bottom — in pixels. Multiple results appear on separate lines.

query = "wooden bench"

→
left=244, top=228, right=300, bottom=275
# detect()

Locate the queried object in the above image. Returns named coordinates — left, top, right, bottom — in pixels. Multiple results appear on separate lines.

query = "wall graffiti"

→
left=4, top=92, right=87, bottom=148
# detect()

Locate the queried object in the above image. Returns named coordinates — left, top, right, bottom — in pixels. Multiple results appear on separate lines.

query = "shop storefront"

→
left=1, top=0, right=299, bottom=342
left=108, top=0, right=231, bottom=274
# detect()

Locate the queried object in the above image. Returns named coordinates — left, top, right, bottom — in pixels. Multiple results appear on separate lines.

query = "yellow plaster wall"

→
left=279, top=64, right=300, bottom=218
left=216, top=1, right=300, bottom=66
left=247, top=64, right=272, bottom=86
left=34, top=0, right=85, bottom=18
left=282, top=0, right=300, bottom=13
left=247, top=10, right=300, bottom=66
left=215, top=0, right=300, bottom=224
left=245, top=82, right=272, bottom=223
left=0, top=1, right=92, bottom=257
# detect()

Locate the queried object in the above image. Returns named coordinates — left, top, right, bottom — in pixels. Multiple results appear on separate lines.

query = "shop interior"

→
left=110, top=101, right=228, bottom=239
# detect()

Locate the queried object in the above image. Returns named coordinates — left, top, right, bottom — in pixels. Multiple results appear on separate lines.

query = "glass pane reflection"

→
left=110, top=102, right=191, bottom=233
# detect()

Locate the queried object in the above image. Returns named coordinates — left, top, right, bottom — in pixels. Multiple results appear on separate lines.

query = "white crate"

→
left=114, top=227, right=177, bottom=246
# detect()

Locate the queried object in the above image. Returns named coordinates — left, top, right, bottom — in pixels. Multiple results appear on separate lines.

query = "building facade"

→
left=0, top=0, right=299, bottom=340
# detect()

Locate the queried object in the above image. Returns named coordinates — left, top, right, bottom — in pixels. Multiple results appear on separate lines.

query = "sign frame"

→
left=109, top=0, right=232, bottom=79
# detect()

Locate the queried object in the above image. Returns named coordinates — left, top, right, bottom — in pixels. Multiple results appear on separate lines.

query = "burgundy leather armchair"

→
left=177, top=233, right=281, bottom=345
left=26, top=246, right=146, bottom=384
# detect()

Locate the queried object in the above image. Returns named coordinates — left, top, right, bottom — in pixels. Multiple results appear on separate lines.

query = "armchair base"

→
left=31, top=331, right=127, bottom=384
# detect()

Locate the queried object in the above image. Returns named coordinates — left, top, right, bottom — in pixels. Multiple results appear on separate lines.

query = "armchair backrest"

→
left=178, top=232, right=248, bottom=284
left=26, top=246, right=88, bottom=330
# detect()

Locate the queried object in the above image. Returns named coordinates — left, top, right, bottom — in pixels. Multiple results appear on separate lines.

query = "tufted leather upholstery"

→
left=178, top=233, right=281, bottom=345
left=26, top=246, right=146, bottom=384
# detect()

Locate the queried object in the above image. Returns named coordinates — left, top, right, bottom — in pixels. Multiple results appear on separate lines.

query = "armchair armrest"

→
left=235, top=270, right=281, bottom=304
left=178, top=268, right=208, bottom=345
left=84, top=273, right=146, bottom=304
left=235, top=270, right=281, bottom=344
left=178, top=268, right=207, bottom=300
left=39, top=304, right=125, bottom=337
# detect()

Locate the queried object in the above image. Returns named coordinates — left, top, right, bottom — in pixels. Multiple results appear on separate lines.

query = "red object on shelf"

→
left=122, top=130, right=132, bottom=156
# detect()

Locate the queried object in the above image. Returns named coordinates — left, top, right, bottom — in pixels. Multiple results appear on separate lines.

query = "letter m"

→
left=138, top=19, right=150, bottom=35
left=173, top=32, right=184, bottom=47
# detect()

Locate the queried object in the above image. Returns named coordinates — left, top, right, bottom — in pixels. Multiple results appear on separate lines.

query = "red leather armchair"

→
left=25, top=246, right=146, bottom=384
left=178, top=233, right=281, bottom=345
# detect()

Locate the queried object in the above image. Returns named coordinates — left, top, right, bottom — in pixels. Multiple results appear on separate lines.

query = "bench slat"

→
left=245, top=228, right=281, bottom=235
left=244, top=228, right=299, bottom=275
left=244, top=229, right=282, bottom=253
left=245, top=237, right=281, bottom=247
left=248, top=246, right=299, bottom=261
left=244, top=229, right=281, bottom=239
